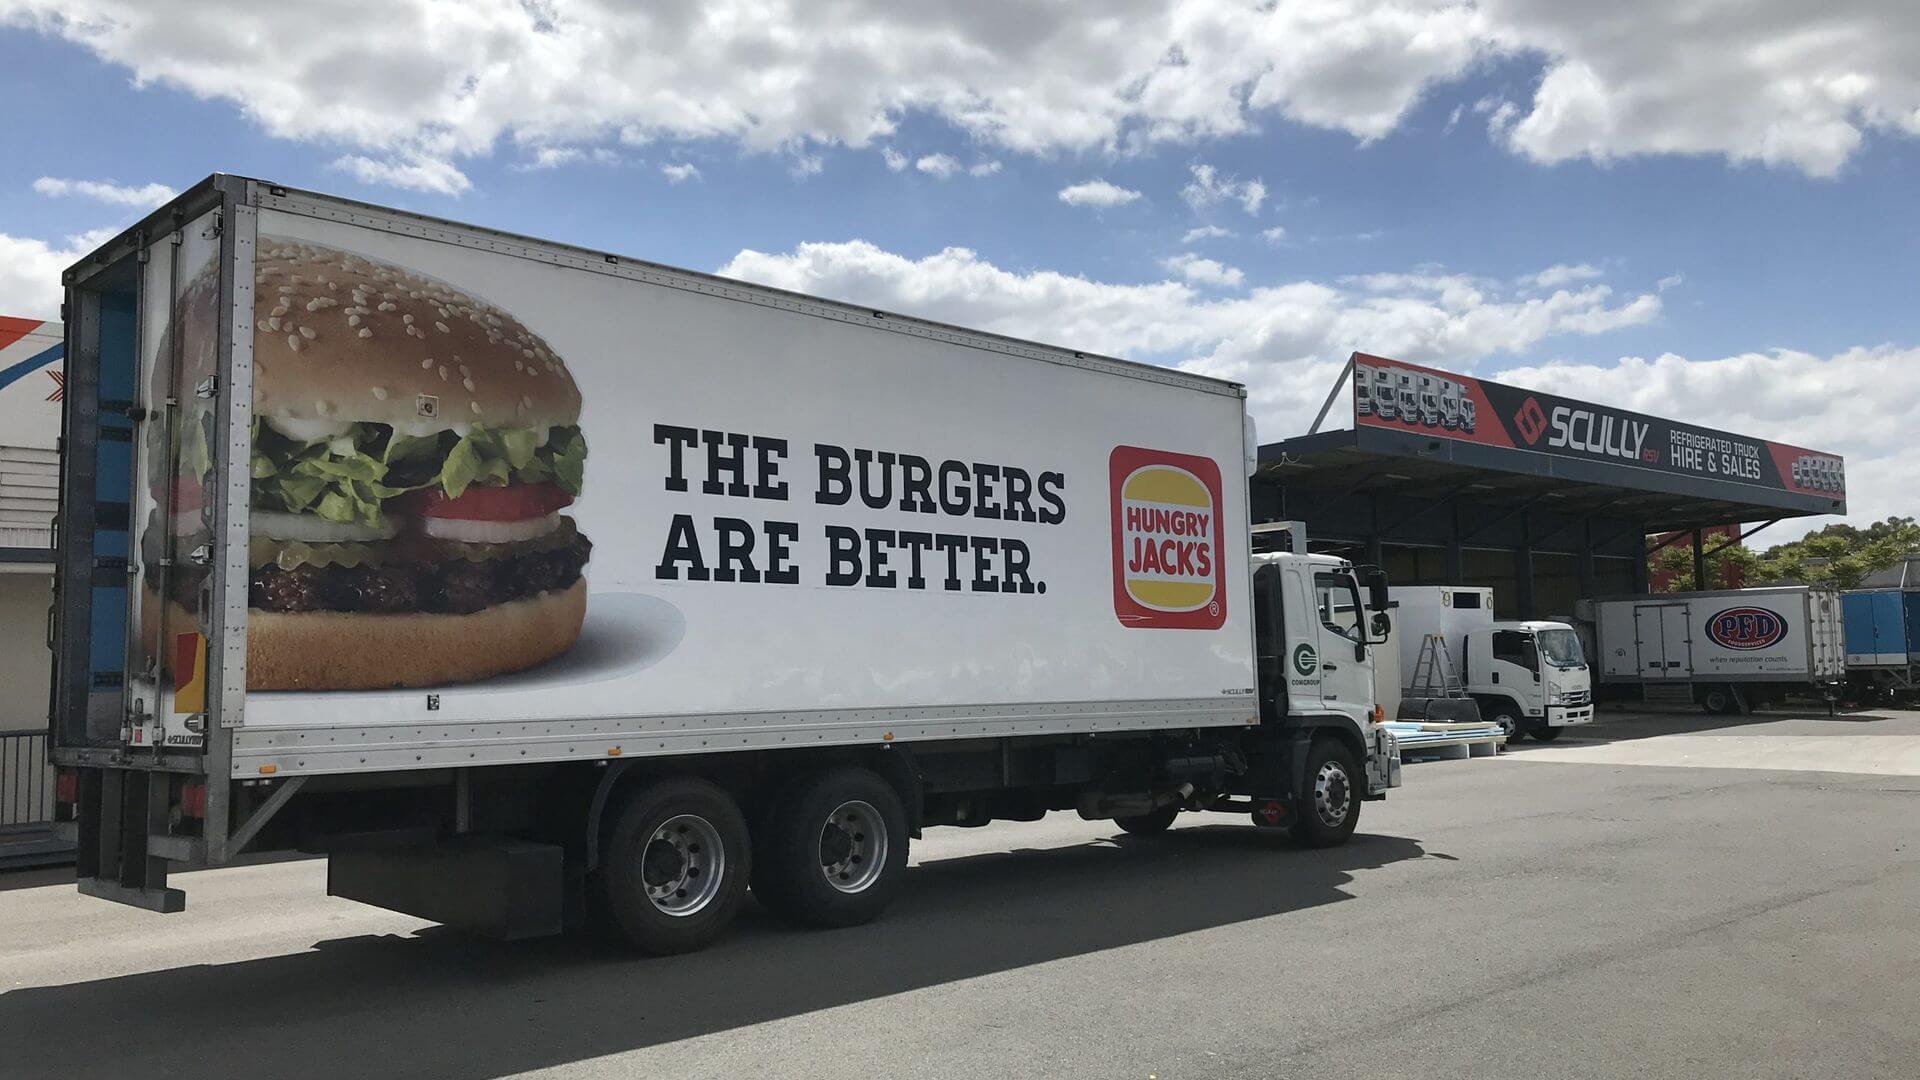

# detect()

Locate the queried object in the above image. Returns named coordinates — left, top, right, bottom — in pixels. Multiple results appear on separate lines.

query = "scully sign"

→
left=1351, top=352, right=1846, bottom=500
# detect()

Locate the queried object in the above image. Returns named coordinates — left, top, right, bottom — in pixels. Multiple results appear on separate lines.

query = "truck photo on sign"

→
left=1350, top=352, right=1846, bottom=501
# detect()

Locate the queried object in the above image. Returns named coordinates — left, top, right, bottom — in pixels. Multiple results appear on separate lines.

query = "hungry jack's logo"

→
left=1110, top=446, right=1226, bottom=630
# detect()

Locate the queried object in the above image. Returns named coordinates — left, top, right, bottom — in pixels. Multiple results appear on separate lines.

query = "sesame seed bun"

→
left=251, top=238, right=581, bottom=433
left=146, top=580, right=588, bottom=690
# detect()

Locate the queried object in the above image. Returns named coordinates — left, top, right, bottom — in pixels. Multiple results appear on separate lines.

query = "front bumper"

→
left=1366, top=724, right=1403, bottom=795
left=1547, top=704, right=1594, bottom=727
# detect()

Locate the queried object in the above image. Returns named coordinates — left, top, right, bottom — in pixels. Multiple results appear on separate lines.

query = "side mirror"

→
left=1365, top=567, right=1391, bottom=611
left=1370, top=611, right=1391, bottom=642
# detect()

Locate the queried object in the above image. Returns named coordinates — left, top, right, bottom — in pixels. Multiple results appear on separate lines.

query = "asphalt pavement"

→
left=2, top=706, right=1916, bottom=1079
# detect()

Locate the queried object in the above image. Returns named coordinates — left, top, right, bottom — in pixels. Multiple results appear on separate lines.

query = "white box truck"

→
left=1588, top=586, right=1844, bottom=713
left=1386, top=586, right=1593, bottom=742
left=45, top=175, right=1401, bottom=953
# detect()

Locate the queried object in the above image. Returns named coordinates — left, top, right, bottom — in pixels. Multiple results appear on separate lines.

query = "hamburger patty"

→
left=249, top=532, right=592, bottom=614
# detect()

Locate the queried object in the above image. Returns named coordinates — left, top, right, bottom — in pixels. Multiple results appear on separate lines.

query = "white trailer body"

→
left=1591, top=586, right=1844, bottom=705
left=49, top=176, right=1398, bottom=944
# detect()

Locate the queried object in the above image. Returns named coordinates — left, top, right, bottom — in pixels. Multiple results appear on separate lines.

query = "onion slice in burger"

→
left=251, top=509, right=400, bottom=543
left=422, top=511, right=563, bottom=544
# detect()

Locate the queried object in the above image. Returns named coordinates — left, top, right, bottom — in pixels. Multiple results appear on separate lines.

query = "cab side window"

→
left=1314, top=573, right=1363, bottom=642
left=1492, top=630, right=1530, bottom=667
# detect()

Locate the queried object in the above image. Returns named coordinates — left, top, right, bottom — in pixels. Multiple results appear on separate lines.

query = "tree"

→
left=1748, top=517, right=1920, bottom=590
left=1650, top=540, right=1756, bottom=592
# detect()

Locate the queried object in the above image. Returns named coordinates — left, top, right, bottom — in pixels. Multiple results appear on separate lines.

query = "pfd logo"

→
left=1110, top=446, right=1226, bottom=630
left=1706, top=607, right=1787, bottom=651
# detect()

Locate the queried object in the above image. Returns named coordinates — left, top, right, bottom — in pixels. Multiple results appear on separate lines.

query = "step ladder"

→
left=1407, top=634, right=1465, bottom=699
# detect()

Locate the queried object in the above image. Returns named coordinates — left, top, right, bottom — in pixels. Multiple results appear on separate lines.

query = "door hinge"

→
left=195, top=375, right=219, bottom=399
left=203, top=213, right=224, bottom=240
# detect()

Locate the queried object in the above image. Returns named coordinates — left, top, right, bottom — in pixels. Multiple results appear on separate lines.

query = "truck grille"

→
left=1561, top=690, right=1591, bottom=707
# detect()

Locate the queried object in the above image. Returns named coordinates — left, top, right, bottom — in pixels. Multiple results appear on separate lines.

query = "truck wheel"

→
left=1700, top=685, right=1741, bottom=715
left=1114, top=806, right=1180, bottom=835
left=1293, top=737, right=1361, bottom=848
left=753, top=767, right=909, bottom=928
left=597, top=777, right=751, bottom=955
left=1529, top=725, right=1564, bottom=743
left=1487, top=703, right=1524, bottom=744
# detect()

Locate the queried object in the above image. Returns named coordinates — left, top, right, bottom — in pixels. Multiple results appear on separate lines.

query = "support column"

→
left=1577, top=516, right=1596, bottom=599
left=1631, top=533, right=1650, bottom=595
left=1516, top=510, right=1537, bottom=620
left=1366, top=494, right=1384, bottom=569
left=1446, top=503, right=1464, bottom=584
left=1692, top=529, right=1707, bottom=591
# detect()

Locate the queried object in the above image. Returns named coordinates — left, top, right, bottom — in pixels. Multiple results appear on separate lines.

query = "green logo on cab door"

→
left=1292, top=643, right=1318, bottom=676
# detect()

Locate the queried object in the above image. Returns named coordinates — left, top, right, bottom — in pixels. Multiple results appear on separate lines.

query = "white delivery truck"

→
left=1386, top=586, right=1593, bottom=742
left=45, top=175, right=1401, bottom=953
left=1587, top=586, right=1844, bottom=713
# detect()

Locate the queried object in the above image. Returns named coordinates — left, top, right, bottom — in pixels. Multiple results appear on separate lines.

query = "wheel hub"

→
left=819, top=800, right=888, bottom=894
left=1313, top=761, right=1351, bottom=828
left=642, top=813, right=727, bottom=917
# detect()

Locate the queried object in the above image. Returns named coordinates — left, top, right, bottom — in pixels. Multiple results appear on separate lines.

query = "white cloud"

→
left=1261, top=225, right=1289, bottom=244
left=968, top=160, right=1003, bottom=177
left=1162, top=253, right=1245, bottom=288
left=1058, top=179, right=1142, bottom=208
left=789, top=154, right=825, bottom=178
left=881, top=148, right=908, bottom=172
left=1528, top=263, right=1604, bottom=289
left=660, top=162, right=702, bottom=184
left=1183, top=225, right=1233, bottom=242
left=1657, top=273, right=1685, bottom=292
left=6, top=1, right=1914, bottom=178
left=718, top=240, right=1661, bottom=434
left=32, top=176, right=174, bottom=208
left=915, top=153, right=960, bottom=179
left=515, top=146, right=617, bottom=170
left=1498, top=346, right=1918, bottom=537
left=1181, top=164, right=1266, bottom=215
left=330, top=155, right=472, bottom=195
left=0, top=227, right=117, bottom=318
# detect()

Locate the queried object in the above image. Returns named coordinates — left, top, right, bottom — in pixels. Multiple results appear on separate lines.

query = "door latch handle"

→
left=1322, top=663, right=1339, bottom=671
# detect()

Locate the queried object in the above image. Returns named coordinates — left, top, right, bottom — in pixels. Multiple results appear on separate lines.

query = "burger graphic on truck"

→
left=147, top=239, right=592, bottom=691
left=244, top=239, right=591, bottom=689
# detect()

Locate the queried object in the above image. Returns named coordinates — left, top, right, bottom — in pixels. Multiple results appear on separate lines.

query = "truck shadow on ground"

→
left=0, top=825, right=1427, bottom=1079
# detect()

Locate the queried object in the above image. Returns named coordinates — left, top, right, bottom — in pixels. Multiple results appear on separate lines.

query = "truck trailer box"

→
left=48, top=176, right=1400, bottom=949
left=1841, top=589, right=1916, bottom=668
left=1590, top=586, right=1844, bottom=689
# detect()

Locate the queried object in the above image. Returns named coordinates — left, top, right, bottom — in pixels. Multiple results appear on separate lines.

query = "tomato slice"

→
left=407, top=482, right=573, bottom=521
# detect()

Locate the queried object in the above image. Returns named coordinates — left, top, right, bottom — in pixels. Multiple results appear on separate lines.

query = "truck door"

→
left=1633, top=603, right=1690, bottom=679
left=1311, top=570, right=1373, bottom=722
left=1281, top=565, right=1324, bottom=713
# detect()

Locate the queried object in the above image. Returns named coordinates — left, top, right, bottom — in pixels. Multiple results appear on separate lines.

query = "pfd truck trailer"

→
left=1387, top=586, right=1593, bottom=742
left=1587, top=586, right=1844, bottom=714
left=45, top=175, right=1401, bottom=954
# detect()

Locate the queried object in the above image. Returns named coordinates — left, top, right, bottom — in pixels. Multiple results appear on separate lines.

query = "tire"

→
left=1486, top=702, right=1525, bottom=745
left=1529, top=725, right=1564, bottom=743
left=1700, top=685, right=1741, bottom=715
left=752, top=766, right=910, bottom=928
left=1114, top=806, right=1180, bottom=835
left=1292, top=737, right=1362, bottom=848
left=596, top=777, right=752, bottom=955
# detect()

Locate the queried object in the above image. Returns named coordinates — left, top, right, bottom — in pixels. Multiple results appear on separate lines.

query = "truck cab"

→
left=1464, top=620, right=1593, bottom=742
left=1251, top=523, right=1400, bottom=796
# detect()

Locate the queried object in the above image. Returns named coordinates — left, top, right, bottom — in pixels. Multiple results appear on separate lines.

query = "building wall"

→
left=0, top=572, right=53, bottom=733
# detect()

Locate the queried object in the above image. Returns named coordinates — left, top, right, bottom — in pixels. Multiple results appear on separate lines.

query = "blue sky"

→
left=1, top=1, right=1915, bottom=535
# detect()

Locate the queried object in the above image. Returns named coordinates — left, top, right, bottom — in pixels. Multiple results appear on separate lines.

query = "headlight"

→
left=1547, top=686, right=1569, bottom=705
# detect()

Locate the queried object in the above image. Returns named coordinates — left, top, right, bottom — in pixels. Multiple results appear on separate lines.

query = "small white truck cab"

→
left=1390, top=586, right=1593, bottom=742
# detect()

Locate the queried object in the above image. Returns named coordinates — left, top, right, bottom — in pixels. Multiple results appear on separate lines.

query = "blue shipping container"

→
left=1842, top=590, right=1911, bottom=667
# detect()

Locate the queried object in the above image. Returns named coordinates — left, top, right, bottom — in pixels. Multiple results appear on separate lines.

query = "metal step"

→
left=1641, top=682, right=1695, bottom=706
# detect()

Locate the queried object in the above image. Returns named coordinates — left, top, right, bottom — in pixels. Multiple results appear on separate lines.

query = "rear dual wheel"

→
left=597, top=777, right=752, bottom=955
left=753, top=767, right=910, bottom=928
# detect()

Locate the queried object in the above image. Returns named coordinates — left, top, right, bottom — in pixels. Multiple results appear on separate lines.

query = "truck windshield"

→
left=1537, top=628, right=1584, bottom=667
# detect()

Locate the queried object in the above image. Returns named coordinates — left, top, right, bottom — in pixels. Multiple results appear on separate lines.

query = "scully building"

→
left=1255, top=353, right=1847, bottom=620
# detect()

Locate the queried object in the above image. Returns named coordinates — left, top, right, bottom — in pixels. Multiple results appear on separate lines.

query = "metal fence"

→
left=2, top=729, right=55, bottom=828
